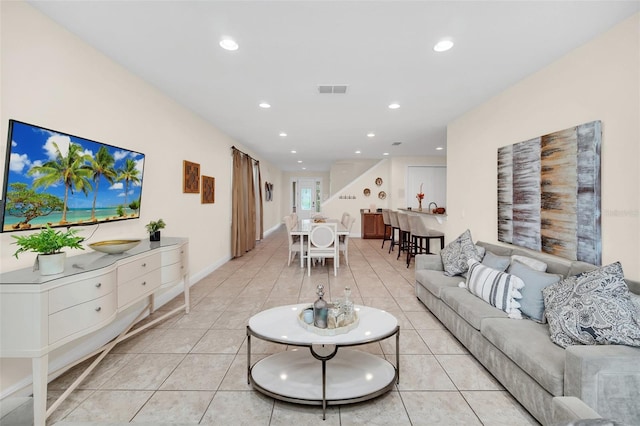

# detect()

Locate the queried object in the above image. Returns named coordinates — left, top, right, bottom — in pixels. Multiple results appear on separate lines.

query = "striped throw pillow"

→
left=464, top=259, right=524, bottom=319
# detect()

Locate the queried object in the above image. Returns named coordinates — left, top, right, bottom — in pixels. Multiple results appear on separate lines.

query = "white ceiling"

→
left=29, top=1, right=639, bottom=172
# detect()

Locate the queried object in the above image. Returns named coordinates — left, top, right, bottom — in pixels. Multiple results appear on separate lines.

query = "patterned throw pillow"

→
left=464, top=259, right=524, bottom=319
left=542, top=262, right=640, bottom=348
left=440, top=229, right=482, bottom=276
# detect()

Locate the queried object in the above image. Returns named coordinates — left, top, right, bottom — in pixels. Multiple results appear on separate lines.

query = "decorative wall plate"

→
left=375, top=177, right=383, bottom=186
left=363, top=188, right=371, bottom=196
left=378, top=191, right=386, bottom=200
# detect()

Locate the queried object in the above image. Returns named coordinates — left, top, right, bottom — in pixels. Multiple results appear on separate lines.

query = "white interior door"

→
left=297, top=178, right=317, bottom=219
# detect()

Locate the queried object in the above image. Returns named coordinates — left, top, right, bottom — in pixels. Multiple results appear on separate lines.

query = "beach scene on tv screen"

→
left=2, top=121, right=145, bottom=232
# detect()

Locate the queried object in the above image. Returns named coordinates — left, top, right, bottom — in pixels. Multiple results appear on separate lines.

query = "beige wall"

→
left=329, top=159, right=379, bottom=196
left=323, top=159, right=391, bottom=236
left=0, top=1, right=282, bottom=275
left=0, top=1, right=283, bottom=395
left=447, top=13, right=640, bottom=280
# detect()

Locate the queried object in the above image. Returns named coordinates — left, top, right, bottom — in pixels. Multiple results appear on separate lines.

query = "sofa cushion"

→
left=477, top=241, right=512, bottom=256
left=440, top=229, right=482, bottom=276
left=509, top=261, right=562, bottom=323
left=482, top=317, right=566, bottom=396
left=543, top=262, right=640, bottom=349
left=465, top=259, right=524, bottom=319
left=440, top=287, right=507, bottom=330
left=415, top=269, right=462, bottom=298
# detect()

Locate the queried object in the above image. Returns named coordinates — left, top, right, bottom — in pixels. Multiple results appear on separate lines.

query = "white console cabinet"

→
left=0, top=237, right=189, bottom=426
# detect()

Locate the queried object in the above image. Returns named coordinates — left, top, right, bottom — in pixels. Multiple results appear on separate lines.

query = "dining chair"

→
left=341, top=212, right=350, bottom=227
left=307, top=222, right=338, bottom=276
left=339, top=216, right=356, bottom=265
left=284, top=215, right=305, bottom=266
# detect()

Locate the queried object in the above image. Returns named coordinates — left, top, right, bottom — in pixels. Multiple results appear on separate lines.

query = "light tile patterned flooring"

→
left=28, top=228, right=538, bottom=425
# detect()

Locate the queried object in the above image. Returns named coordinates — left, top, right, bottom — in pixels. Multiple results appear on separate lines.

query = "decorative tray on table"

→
left=297, top=306, right=359, bottom=336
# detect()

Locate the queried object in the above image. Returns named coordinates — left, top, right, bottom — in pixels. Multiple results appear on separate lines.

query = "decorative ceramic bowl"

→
left=89, top=239, right=141, bottom=254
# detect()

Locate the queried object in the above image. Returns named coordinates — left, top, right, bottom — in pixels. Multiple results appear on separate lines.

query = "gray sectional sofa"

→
left=414, top=241, right=640, bottom=425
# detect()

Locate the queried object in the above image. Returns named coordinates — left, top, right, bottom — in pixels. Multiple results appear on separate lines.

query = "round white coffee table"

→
left=246, top=304, right=399, bottom=419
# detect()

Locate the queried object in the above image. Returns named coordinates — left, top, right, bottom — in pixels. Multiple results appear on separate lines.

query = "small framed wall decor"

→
left=183, top=160, right=200, bottom=193
left=201, top=175, right=215, bottom=204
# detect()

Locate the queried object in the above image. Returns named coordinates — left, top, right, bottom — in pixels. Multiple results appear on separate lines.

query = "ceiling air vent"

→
left=318, top=85, right=348, bottom=94
left=392, top=142, right=402, bottom=146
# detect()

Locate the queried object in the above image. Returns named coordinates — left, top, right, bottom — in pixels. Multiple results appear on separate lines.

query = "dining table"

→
left=290, top=218, right=350, bottom=268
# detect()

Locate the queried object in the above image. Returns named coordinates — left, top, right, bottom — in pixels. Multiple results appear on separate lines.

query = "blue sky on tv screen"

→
left=6, top=121, right=144, bottom=209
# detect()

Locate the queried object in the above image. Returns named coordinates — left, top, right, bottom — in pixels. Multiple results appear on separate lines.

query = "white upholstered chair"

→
left=339, top=216, right=356, bottom=266
left=341, top=212, right=350, bottom=227
left=307, top=222, right=338, bottom=276
left=284, top=215, right=305, bottom=266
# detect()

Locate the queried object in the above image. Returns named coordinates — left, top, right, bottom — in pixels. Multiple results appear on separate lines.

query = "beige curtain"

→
left=231, top=147, right=263, bottom=257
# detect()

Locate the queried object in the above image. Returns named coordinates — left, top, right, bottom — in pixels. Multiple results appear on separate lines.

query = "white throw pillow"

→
left=510, top=255, right=547, bottom=272
left=463, top=259, right=524, bottom=319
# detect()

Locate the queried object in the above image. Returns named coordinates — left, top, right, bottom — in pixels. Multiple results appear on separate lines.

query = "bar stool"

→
left=381, top=209, right=392, bottom=249
left=407, top=215, right=445, bottom=267
left=396, top=212, right=412, bottom=260
left=388, top=211, right=400, bottom=253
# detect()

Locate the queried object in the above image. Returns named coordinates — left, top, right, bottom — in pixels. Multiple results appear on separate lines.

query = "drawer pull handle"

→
left=95, top=283, right=102, bottom=288
left=142, top=281, right=147, bottom=286
left=141, top=263, right=147, bottom=267
left=95, top=307, right=102, bottom=312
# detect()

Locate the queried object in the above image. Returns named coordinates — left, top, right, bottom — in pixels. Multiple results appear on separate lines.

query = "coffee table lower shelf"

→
left=249, top=349, right=397, bottom=405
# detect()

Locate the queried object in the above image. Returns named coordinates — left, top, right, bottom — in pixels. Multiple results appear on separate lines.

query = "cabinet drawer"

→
left=161, top=247, right=181, bottom=265
left=117, top=254, right=161, bottom=282
left=49, top=292, right=116, bottom=344
left=49, top=271, right=116, bottom=314
left=162, top=262, right=184, bottom=285
left=117, top=268, right=161, bottom=308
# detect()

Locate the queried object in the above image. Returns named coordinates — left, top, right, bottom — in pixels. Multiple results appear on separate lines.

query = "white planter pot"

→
left=37, top=252, right=66, bottom=275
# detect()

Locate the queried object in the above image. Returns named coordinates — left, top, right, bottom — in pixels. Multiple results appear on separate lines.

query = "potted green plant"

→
left=12, top=225, right=84, bottom=275
left=145, top=218, right=166, bottom=241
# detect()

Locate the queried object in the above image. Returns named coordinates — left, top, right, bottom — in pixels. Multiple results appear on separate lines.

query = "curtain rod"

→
left=231, top=146, right=259, bottom=164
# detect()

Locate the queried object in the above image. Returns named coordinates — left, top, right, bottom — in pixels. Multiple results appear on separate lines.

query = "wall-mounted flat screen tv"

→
left=1, top=120, right=145, bottom=232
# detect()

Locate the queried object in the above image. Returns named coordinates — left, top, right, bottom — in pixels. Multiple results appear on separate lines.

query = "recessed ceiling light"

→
left=434, top=39, right=454, bottom=52
left=290, top=150, right=296, bottom=154
left=279, top=132, right=287, bottom=137
left=297, top=160, right=302, bottom=163
left=367, top=133, right=375, bottom=138
left=302, top=167, right=307, bottom=170
left=436, top=146, right=444, bottom=150
left=219, top=37, right=239, bottom=51
left=259, top=102, right=271, bottom=109
left=388, top=103, right=400, bottom=109
left=383, top=152, right=389, bottom=156
left=355, top=150, right=361, bottom=154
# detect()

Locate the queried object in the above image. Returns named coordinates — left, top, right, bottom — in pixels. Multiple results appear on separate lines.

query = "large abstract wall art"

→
left=497, top=121, right=601, bottom=265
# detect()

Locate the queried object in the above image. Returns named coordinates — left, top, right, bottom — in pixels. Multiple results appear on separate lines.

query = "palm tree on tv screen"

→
left=29, top=142, right=93, bottom=223
left=89, top=145, right=117, bottom=221
left=117, top=158, right=140, bottom=209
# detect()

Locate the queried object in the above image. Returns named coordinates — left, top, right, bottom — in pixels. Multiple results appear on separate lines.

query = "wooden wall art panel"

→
left=497, top=121, right=601, bottom=265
